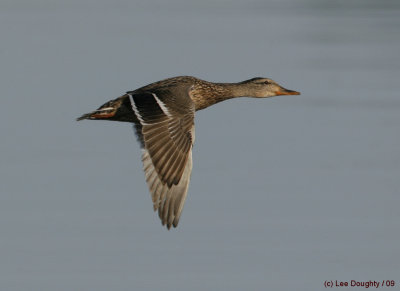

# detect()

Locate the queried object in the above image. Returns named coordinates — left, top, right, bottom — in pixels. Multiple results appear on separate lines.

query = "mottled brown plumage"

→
left=77, top=76, right=300, bottom=229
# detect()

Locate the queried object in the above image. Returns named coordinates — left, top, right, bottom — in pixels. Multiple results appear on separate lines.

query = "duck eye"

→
left=264, top=80, right=270, bottom=85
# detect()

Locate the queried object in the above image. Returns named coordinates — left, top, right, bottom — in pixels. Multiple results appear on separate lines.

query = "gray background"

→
left=1, top=0, right=399, bottom=290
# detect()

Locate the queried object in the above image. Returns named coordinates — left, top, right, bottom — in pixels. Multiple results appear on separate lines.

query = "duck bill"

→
left=275, top=87, right=300, bottom=96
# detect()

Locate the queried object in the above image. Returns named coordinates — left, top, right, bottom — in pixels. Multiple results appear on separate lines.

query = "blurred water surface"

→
left=0, top=0, right=399, bottom=290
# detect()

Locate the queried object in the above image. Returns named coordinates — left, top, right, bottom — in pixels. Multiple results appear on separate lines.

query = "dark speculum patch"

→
left=131, top=93, right=168, bottom=123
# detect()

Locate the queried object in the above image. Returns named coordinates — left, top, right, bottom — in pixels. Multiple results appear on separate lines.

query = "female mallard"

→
left=77, top=76, right=300, bottom=229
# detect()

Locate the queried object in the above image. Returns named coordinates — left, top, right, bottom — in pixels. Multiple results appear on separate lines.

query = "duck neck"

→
left=192, top=82, right=247, bottom=111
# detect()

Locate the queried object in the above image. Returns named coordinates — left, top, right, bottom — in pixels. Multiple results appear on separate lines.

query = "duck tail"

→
left=76, top=107, right=116, bottom=121
left=76, top=112, right=93, bottom=121
left=76, top=99, right=121, bottom=121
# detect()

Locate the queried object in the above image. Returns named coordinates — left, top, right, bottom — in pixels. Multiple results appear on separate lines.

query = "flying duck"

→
left=77, top=76, right=300, bottom=229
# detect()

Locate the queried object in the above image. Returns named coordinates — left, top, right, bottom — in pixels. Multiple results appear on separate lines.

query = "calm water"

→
left=1, top=0, right=399, bottom=290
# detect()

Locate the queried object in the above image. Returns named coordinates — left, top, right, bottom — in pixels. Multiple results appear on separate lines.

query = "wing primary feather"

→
left=166, top=192, right=176, bottom=229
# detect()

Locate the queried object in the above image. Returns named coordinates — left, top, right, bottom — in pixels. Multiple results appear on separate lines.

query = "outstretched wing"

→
left=128, top=91, right=195, bottom=229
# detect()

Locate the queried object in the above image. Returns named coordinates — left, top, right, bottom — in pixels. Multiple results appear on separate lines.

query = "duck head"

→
left=239, top=77, right=300, bottom=98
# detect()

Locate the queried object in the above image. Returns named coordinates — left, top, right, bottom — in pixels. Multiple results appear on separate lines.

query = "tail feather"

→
left=76, top=93, right=144, bottom=123
left=76, top=112, right=93, bottom=121
left=76, top=107, right=117, bottom=121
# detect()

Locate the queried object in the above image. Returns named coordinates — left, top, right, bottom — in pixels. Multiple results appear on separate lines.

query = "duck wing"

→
left=128, top=90, right=195, bottom=229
